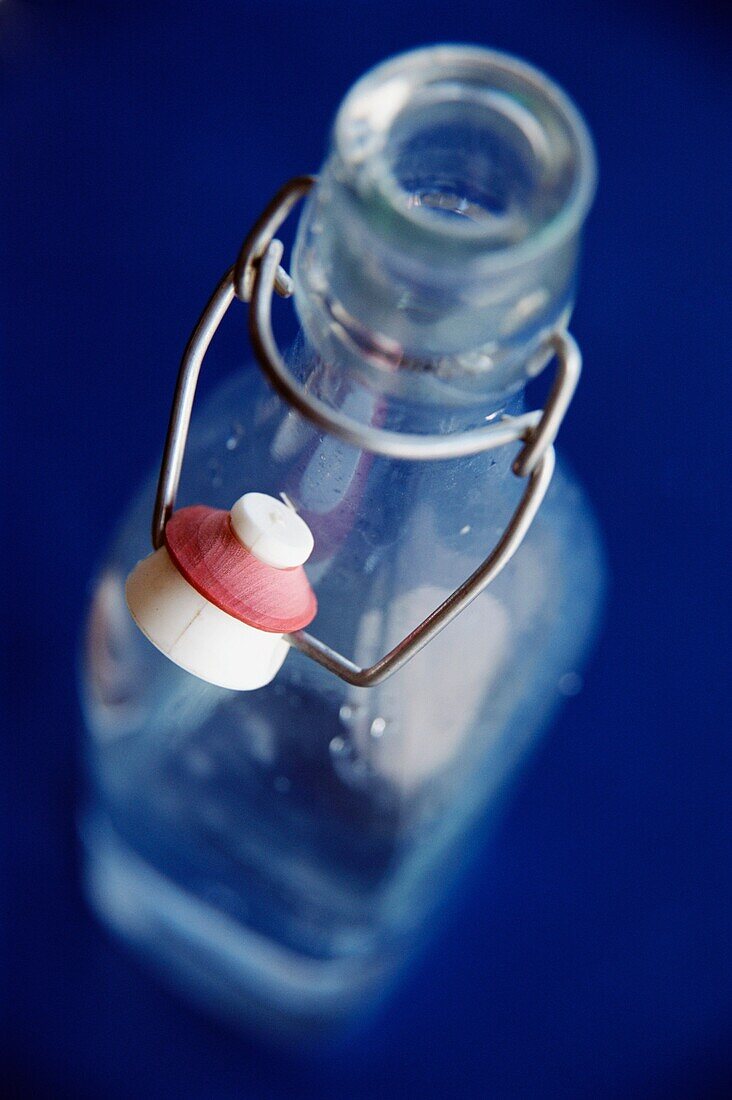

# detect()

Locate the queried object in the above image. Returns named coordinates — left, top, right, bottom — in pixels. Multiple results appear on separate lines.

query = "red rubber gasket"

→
left=165, top=505, right=317, bottom=633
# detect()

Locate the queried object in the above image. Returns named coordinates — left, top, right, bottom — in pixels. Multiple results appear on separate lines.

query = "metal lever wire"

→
left=150, top=175, right=582, bottom=686
left=286, top=447, right=555, bottom=686
left=249, top=241, right=546, bottom=461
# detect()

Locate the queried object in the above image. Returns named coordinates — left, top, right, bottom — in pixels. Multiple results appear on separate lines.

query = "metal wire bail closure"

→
left=151, top=176, right=582, bottom=687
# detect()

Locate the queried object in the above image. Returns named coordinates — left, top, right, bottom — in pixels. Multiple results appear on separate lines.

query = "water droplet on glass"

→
left=329, top=733, right=368, bottom=784
left=338, top=701, right=367, bottom=733
left=364, top=551, right=379, bottom=574
left=226, top=421, right=245, bottom=450
left=460, top=524, right=471, bottom=536
left=208, top=459, right=223, bottom=488
left=558, top=671, right=583, bottom=696
left=370, top=716, right=386, bottom=738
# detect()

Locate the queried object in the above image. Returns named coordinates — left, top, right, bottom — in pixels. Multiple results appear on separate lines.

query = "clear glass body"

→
left=79, top=46, right=602, bottom=1037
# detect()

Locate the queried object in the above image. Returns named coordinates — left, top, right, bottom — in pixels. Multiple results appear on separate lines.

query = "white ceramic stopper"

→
left=230, top=492, right=314, bottom=568
left=126, top=547, right=290, bottom=691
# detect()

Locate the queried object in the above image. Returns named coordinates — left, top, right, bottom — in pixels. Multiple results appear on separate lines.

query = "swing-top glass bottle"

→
left=80, top=44, right=602, bottom=1035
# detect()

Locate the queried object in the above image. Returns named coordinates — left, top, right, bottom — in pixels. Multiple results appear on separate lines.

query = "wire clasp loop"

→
left=150, top=176, right=582, bottom=686
left=233, top=175, right=315, bottom=302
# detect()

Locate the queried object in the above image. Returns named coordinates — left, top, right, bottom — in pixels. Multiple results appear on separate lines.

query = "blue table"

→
left=3, top=2, right=730, bottom=1095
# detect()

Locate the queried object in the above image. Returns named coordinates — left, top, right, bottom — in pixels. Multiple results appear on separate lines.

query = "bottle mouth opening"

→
left=333, top=44, right=597, bottom=268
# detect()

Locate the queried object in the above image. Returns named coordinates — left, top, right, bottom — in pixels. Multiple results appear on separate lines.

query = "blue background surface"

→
left=2, top=1, right=730, bottom=1096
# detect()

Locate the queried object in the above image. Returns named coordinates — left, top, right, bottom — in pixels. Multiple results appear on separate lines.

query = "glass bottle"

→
left=80, top=45, right=602, bottom=1036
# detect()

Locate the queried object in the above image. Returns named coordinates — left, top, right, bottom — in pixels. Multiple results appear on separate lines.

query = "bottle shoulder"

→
left=102, top=363, right=605, bottom=628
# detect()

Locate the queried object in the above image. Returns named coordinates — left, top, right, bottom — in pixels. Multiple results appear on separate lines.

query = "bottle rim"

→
left=332, top=43, right=598, bottom=272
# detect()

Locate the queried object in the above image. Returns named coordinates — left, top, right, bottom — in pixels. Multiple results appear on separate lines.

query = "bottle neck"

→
left=289, top=46, right=595, bottom=428
left=287, top=329, right=527, bottom=438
